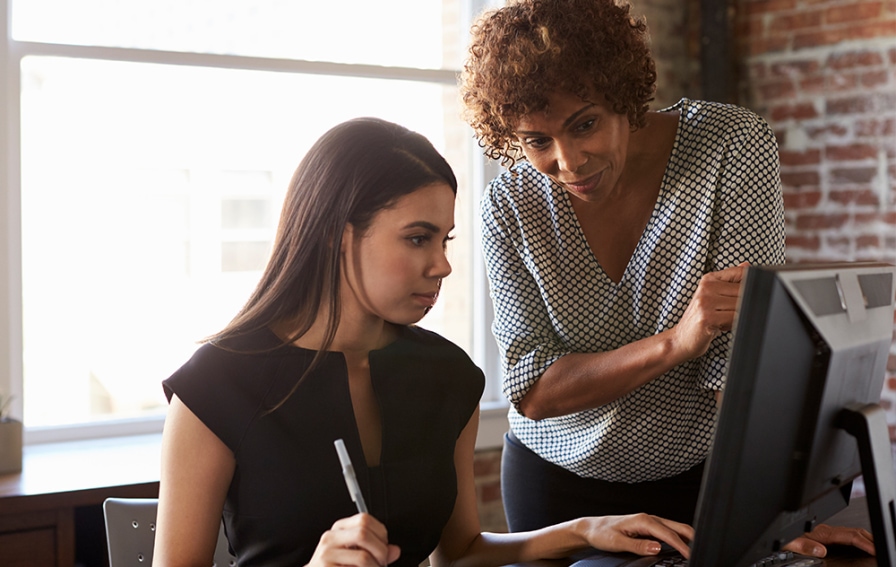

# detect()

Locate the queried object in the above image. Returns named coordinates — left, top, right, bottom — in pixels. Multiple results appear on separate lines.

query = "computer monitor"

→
left=689, top=262, right=896, bottom=567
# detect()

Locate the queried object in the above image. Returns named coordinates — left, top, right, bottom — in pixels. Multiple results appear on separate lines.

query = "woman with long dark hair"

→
left=152, top=117, right=693, bottom=567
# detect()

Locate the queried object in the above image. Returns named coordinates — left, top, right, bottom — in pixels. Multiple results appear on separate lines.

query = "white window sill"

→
left=23, top=402, right=510, bottom=451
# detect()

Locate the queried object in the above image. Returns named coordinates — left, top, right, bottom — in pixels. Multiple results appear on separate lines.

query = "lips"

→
left=562, top=170, right=603, bottom=195
left=413, top=291, right=440, bottom=307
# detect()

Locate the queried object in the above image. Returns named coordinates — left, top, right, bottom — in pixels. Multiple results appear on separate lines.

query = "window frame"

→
left=0, top=0, right=508, bottom=447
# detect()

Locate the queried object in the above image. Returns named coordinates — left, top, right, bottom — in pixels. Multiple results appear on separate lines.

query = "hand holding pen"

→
left=310, top=440, right=398, bottom=567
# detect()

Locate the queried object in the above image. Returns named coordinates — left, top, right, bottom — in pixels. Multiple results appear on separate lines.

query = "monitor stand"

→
left=838, top=403, right=896, bottom=566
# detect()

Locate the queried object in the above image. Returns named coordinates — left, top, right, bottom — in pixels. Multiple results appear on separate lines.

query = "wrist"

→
left=662, top=327, right=693, bottom=366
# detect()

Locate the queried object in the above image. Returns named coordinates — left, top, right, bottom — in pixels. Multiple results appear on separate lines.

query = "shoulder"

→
left=481, top=161, right=559, bottom=236
left=163, top=328, right=298, bottom=401
left=484, top=161, right=552, bottom=206
left=674, top=98, right=775, bottom=141
left=177, top=329, right=287, bottom=373
left=400, top=326, right=479, bottom=366
left=393, top=326, right=485, bottom=390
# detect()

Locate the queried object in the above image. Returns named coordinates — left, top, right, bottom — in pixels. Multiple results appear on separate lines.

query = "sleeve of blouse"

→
left=699, top=110, right=787, bottom=389
left=479, top=179, right=571, bottom=409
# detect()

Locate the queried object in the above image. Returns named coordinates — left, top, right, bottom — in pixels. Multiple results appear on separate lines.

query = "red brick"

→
left=827, top=50, right=885, bottom=70
left=785, top=234, right=822, bottom=250
left=783, top=190, right=823, bottom=209
left=741, top=0, right=799, bottom=17
left=847, top=20, right=896, bottom=41
left=769, top=10, right=824, bottom=33
left=770, top=59, right=822, bottom=77
left=738, top=15, right=767, bottom=39
left=829, top=190, right=859, bottom=205
left=828, top=73, right=860, bottom=91
left=748, top=61, right=769, bottom=80
left=771, top=103, right=821, bottom=121
left=473, top=452, right=501, bottom=477
left=794, top=28, right=850, bottom=49
left=758, top=79, right=797, bottom=100
left=857, top=234, right=882, bottom=248
left=825, top=143, right=880, bottom=161
left=824, top=236, right=853, bottom=255
left=780, top=148, right=822, bottom=166
left=479, top=480, right=503, bottom=503
left=826, top=96, right=878, bottom=115
left=781, top=170, right=821, bottom=187
left=857, top=190, right=886, bottom=206
left=799, top=75, right=826, bottom=93
left=830, top=167, right=877, bottom=184
left=861, top=69, right=891, bottom=88
left=826, top=2, right=884, bottom=25
left=795, top=213, right=850, bottom=230
left=805, top=124, right=850, bottom=140
left=746, top=35, right=792, bottom=56
left=855, top=118, right=896, bottom=137
left=855, top=212, right=885, bottom=224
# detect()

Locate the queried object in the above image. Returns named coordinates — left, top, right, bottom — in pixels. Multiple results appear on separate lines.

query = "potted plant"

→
left=0, top=391, right=22, bottom=474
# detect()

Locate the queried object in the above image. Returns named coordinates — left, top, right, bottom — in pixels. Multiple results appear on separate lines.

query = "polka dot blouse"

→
left=480, top=99, right=786, bottom=483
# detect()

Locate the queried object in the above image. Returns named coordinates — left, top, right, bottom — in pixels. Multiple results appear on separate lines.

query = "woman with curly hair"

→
left=461, top=0, right=785, bottom=535
left=460, top=2, right=879, bottom=560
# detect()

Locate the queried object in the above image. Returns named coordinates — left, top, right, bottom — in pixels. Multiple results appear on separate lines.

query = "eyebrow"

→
left=404, top=221, right=455, bottom=233
left=514, top=103, right=596, bottom=137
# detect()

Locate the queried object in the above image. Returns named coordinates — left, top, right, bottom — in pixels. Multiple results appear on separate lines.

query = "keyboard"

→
left=569, top=549, right=823, bottom=567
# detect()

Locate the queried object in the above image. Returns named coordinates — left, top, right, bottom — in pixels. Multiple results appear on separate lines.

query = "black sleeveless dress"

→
left=163, top=325, right=484, bottom=567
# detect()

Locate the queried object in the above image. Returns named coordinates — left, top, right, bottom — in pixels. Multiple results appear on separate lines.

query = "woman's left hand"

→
left=577, top=514, right=694, bottom=559
left=783, top=523, right=875, bottom=557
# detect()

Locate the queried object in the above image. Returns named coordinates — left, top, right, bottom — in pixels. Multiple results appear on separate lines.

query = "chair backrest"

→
left=103, top=497, right=237, bottom=567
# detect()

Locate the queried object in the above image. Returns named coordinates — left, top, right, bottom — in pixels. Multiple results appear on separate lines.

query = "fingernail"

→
left=646, top=542, right=661, bottom=554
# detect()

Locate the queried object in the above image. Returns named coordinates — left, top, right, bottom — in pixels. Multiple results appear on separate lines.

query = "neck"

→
left=617, top=111, right=678, bottom=188
left=282, top=304, right=397, bottom=355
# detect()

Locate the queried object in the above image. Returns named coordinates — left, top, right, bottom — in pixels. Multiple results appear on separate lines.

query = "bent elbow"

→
left=517, top=395, right=550, bottom=421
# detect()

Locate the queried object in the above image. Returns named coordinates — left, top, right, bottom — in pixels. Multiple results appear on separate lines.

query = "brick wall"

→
left=734, top=0, right=896, bottom=433
left=474, top=448, right=506, bottom=532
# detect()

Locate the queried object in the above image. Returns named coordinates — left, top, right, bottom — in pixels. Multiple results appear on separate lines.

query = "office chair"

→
left=103, top=497, right=237, bottom=566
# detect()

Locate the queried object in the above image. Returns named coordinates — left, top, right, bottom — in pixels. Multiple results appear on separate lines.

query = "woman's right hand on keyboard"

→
left=576, top=514, right=694, bottom=559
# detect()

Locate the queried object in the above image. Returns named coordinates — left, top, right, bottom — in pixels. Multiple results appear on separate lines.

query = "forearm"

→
left=518, top=328, right=689, bottom=420
left=432, top=520, right=589, bottom=567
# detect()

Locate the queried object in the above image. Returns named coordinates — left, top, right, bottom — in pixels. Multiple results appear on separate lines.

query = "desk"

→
left=0, top=434, right=161, bottom=567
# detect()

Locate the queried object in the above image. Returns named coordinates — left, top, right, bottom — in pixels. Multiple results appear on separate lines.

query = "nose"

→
left=555, top=140, right=587, bottom=174
left=429, top=249, right=452, bottom=280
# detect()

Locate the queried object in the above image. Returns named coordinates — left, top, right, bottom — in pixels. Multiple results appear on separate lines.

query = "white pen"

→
left=334, top=438, right=369, bottom=514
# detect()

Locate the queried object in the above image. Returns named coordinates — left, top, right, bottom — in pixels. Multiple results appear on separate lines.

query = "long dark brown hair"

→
left=207, top=118, right=457, bottom=398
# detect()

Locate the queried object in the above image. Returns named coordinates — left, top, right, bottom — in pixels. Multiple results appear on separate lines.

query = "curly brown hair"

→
left=460, top=0, right=657, bottom=166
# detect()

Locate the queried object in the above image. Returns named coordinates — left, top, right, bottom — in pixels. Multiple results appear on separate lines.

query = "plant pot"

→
left=0, top=418, right=23, bottom=474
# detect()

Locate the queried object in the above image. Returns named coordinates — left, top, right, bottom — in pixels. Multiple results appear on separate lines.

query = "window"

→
left=2, top=0, right=506, bottom=443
